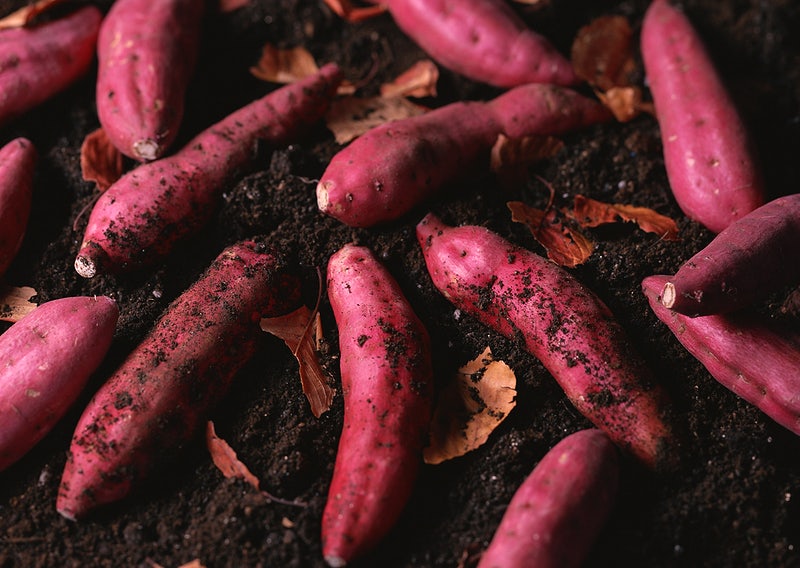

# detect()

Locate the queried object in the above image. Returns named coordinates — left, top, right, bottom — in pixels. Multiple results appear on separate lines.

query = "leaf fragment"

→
left=206, top=421, right=261, bottom=490
left=508, top=201, right=594, bottom=268
left=424, top=347, right=516, bottom=465
left=80, top=128, right=124, bottom=192
left=0, top=286, right=38, bottom=323
left=572, top=195, right=679, bottom=240
left=219, top=0, right=249, bottom=12
left=322, top=0, right=387, bottom=22
left=324, top=96, right=429, bottom=144
left=379, top=60, right=439, bottom=99
left=0, top=0, right=67, bottom=29
left=490, top=133, right=564, bottom=188
left=250, top=44, right=320, bottom=84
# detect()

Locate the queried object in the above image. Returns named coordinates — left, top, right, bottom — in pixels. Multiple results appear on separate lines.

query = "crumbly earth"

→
left=1, top=0, right=799, bottom=567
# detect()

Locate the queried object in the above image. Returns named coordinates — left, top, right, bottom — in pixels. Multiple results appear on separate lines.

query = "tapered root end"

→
left=74, top=241, right=109, bottom=279
left=133, top=138, right=162, bottom=162
left=661, top=282, right=676, bottom=309
left=316, top=180, right=331, bottom=213
left=324, top=555, right=347, bottom=568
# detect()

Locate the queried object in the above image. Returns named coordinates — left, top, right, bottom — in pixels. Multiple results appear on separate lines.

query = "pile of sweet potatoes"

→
left=0, top=1, right=798, bottom=567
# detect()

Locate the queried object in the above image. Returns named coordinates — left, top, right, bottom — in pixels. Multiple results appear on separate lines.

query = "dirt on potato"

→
left=1, top=1, right=799, bottom=567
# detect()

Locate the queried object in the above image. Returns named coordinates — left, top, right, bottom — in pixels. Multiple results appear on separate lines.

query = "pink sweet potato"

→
left=643, top=274, right=800, bottom=437
left=0, top=6, right=101, bottom=125
left=416, top=214, right=678, bottom=469
left=322, top=243, right=434, bottom=567
left=0, top=137, right=37, bottom=277
left=74, top=64, right=341, bottom=278
left=96, top=0, right=204, bottom=161
left=477, top=429, right=619, bottom=568
left=641, top=0, right=764, bottom=233
left=317, top=84, right=610, bottom=228
left=661, top=193, right=800, bottom=316
left=0, top=296, right=118, bottom=472
left=378, top=0, right=578, bottom=87
left=56, top=241, right=301, bottom=520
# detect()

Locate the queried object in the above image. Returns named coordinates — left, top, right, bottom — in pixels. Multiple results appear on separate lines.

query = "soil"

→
left=1, top=0, right=800, bottom=567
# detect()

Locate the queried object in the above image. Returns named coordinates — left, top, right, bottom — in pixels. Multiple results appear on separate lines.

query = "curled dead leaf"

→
left=508, top=201, right=594, bottom=268
left=219, top=0, right=249, bottom=12
left=206, top=421, right=262, bottom=490
left=379, top=60, right=439, bottom=99
left=572, top=194, right=680, bottom=241
left=596, top=86, right=651, bottom=122
left=424, top=347, right=516, bottom=465
left=260, top=305, right=334, bottom=418
left=250, top=44, right=320, bottom=84
left=571, top=15, right=635, bottom=91
left=80, top=128, right=124, bottom=192
left=324, top=96, right=429, bottom=144
left=490, top=133, right=564, bottom=188
left=0, top=285, right=37, bottom=323
left=322, top=0, right=387, bottom=22
left=0, top=0, right=68, bottom=29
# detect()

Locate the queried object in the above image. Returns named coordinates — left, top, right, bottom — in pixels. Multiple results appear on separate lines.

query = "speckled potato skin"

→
left=96, top=0, right=204, bottom=161
left=0, top=137, right=37, bottom=277
left=417, top=214, right=679, bottom=470
left=322, top=243, right=434, bottom=567
left=0, top=296, right=119, bottom=472
left=641, top=0, right=764, bottom=233
left=0, top=6, right=101, bottom=125
left=56, top=241, right=301, bottom=520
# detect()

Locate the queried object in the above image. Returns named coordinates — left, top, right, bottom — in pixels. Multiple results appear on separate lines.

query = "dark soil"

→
left=2, top=0, right=800, bottom=567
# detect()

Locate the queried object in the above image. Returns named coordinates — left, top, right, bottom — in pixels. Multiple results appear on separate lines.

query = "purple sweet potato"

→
left=0, top=296, right=118, bottom=472
left=477, top=429, right=619, bottom=568
left=322, top=243, right=434, bottom=567
left=416, top=214, right=678, bottom=469
left=0, top=137, right=37, bottom=277
left=644, top=274, right=800, bottom=437
left=0, top=6, right=101, bottom=125
left=96, top=0, right=204, bottom=161
left=378, top=0, right=578, bottom=87
left=661, top=193, right=800, bottom=316
left=317, top=84, right=610, bottom=228
left=56, top=241, right=301, bottom=520
left=74, top=63, right=342, bottom=279
left=641, top=0, right=764, bottom=233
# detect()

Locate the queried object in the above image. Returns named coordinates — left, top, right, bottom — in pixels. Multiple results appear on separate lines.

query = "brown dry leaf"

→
left=206, top=421, right=261, bottom=491
left=424, top=347, right=516, bottom=465
left=0, top=0, right=67, bottom=29
left=571, top=15, right=635, bottom=91
left=572, top=194, right=680, bottom=241
left=324, top=96, right=429, bottom=144
left=178, top=561, right=206, bottom=568
left=250, top=44, right=320, bottom=84
left=219, top=0, right=249, bottom=12
left=508, top=201, right=594, bottom=267
left=0, top=286, right=37, bottom=323
left=596, top=85, right=652, bottom=122
left=322, top=0, right=387, bottom=22
left=490, top=133, right=564, bottom=188
left=379, top=60, right=439, bottom=99
left=80, top=128, right=124, bottom=192
left=260, top=306, right=334, bottom=418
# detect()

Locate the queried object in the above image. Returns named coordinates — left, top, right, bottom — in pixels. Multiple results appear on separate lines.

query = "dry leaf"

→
left=508, top=201, right=594, bottom=268
left=324, top=96, right=429, bottom=144
left=322, top=0, right=387, bottom=22
left=571, top=15, right=635, bottom=91
left=424, top=347, right=516, bottom=465
left=490, top=133, right=564, bottom=188
left=178, top=561, right=206, bottom=568
left=206, top=421, right=262, bottom=490
left=260, top=306, right=334, bottom=418
left=219, top=0, right=249, bottom=12
left=80, top=128, right=124, bottom=192
left=0, top=0, right=67, bottom=29
left=250, top=44, right=320, bottom=84
left=596, top=85, right=652, bottom=122
left=572, top=195, right=680, bottom=241
left=379, top=60, right=439, bottom=99
left=0, top=286, right=38, bottom=323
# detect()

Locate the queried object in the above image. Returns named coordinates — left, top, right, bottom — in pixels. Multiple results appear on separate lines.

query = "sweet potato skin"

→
left=322, top=243, right=434, bottom=567
left=0, top=137, right=37, bottom=276
left=416, top=214, right=677, bottom=469
left=0, top=6, right=101, bottom=125
left=662, top=193, right=800, bottom=316
left=382, top=0, right=578, bottom=87
left=317, top=84, right=610, bottom=228
left=96, top=0, right=204, bottom=161
left=74, top=64, right=342, bottom=278
left=0, top=296, right=118, bottom=472
left=56, top=241, right=301, bottom=520
left=644, top=275, right=800, bottom=437
left=641, top=0, right=764, bottom=233
left=478, top=429, right=619, bottom=568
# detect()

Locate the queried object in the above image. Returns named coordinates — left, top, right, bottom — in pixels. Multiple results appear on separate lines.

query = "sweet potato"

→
left=74, top=63, right=342, bottom=279
left=317, top=84, right=610, bottom=227
left=416, top=214, right=677, bottom=469
left=0, top=137, right=37, bottom=277
left=96, top=0, right=204, bottom=161
left=661, top=193, right=800, bottom=316
left=0, top=6, right=101, bottom=125
left=477, top=429, right=619, bottom=568
left=643, top=274, right=800, bottom=437
left=378, top=0, right=578, bottom=87
left=0, top=296, right=118, bottom=472
left=56, top=241, right=301, bottom=520
left=641, top=0, right=764, bottom=233
left=322, top=243, right=434, bottom=566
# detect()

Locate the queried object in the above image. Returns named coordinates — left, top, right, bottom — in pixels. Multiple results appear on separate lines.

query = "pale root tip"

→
left=324, top=555, right=347, bottom=567
left=56, top=503, right=77, bottom=522
left=133, top=139, right=160, bottom=162
left=317, top=180, right=331, bottom=212
left=661, top=282, right=676, bottom=309
left=74, top=255, right=97, bottom=279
